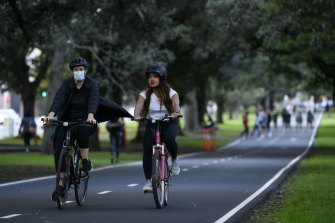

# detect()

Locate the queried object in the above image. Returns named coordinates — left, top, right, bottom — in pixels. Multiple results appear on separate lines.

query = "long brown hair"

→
left=143, top=83, right=174, bottom=116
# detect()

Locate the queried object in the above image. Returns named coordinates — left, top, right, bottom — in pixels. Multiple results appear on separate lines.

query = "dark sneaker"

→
left=82, top=159, right=92, bottom=172
left=51, top=189, right=57, bottom=201
left=51, top=186, right=65, bottom=201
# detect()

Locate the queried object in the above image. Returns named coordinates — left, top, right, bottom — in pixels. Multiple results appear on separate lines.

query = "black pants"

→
left=142, top=120, right=179, bottom=179
left=23, top=132, right=33, bottom=147
left=53, top=125, right=96, bottom=172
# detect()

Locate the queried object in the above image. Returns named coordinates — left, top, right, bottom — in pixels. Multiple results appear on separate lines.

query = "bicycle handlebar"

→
left=41, top=117, right=95, bottom=127
left=132, top=114, right=182, bottom=123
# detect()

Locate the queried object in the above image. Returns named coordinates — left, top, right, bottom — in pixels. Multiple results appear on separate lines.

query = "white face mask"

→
left=73, top=71, right=85, bottom=81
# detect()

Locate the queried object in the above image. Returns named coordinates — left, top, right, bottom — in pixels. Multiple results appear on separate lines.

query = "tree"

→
left=259, top=0, right=335, bottom=101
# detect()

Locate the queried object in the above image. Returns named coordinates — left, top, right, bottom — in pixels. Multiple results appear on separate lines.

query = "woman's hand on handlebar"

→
left=170, top=112, right=181, bottom=119
left=133, top=116, right=142, bottom=121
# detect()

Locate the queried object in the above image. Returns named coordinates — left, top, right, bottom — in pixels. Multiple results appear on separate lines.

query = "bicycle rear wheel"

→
left=152, top=152, right=164, bottom=209
left=75, top=154, right=89, bottom=206
left=56, top=147, right=71, bottom=210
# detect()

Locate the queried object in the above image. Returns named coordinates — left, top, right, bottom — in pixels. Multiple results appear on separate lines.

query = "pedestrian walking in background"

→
left=282, top=108, right=291, bottom=129
left=272, top=110, right=278, bottom=129
left=240, top=111, right=249, bottom=138
left=307, top=110, right=314, bottom=129
left=258, top=109, right=267, bottom=137
left=106, top=117, right=125, bottom=164
left=295, top=111, right=303, bottom=130
left=19, top=112, right=37, bottom=152
left=251, top=111, right=261, bottom=137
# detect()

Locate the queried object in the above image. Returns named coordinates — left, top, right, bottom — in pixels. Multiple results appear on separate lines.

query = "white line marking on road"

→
left=203, top=163, right=209, bottom=166
left=127, top=184, right=138, bottom=187
left=0, top=214, right=21, bottom=219
left=193, top=165, right=199, bottom=168
left=66, top=201, right=74, bottom=204
left=0, top=129, right=242, bottom=188
left=214, top=113, right=323, bottom=223
left=182, top=168, right=189, bottom=172
left=98, top=191, right=112, bottom=195
left=0, top=175, right=55, bottom=188
left=290, top=137, right=297, bottom=141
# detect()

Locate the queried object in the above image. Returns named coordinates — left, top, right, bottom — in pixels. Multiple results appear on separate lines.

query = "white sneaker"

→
left=172, top=158, right=181, bottom=175
left=143, top=179, right=152, bottom=193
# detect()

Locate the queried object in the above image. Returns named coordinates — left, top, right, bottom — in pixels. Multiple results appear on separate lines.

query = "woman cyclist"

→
left=134, top=64, right=181, bottom=193
left=45, top=57, right=99, bottom=200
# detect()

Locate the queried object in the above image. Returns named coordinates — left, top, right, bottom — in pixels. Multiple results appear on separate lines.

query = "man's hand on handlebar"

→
left=87, top=113, right=97, bottom=125
left=43, top=112, right=56, bottom=123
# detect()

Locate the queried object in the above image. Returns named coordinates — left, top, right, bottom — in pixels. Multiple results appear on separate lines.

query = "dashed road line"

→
left=127, top=184, right=138, bottom=187
left=97, top=191, right=112, bottom=195
left=0, top=214, right=21, bottom=219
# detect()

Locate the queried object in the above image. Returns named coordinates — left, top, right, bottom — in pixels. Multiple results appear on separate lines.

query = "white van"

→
left=0, top=109, right=21, bottom=139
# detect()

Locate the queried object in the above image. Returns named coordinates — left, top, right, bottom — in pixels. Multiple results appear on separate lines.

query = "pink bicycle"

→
left=136, top=115, right=182, bottom=209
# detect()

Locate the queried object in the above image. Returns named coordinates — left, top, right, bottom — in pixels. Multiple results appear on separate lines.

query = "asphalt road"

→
left=0, top=113, right=321, bottom=223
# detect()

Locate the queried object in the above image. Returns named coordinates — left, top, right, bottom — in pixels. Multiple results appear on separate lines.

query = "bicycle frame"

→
left=136, top=114, right=182, bottom=209
left=152, top=122, right=169, bottom=184
left=41, top=118, right=92, bottom=209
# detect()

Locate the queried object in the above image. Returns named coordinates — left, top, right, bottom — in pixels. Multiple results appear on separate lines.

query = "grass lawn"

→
left=245, top=112, right=335, bottom=223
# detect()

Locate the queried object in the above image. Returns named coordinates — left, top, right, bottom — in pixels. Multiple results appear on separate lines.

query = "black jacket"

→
left=95, top=97, right=133, bottom=123
left=49, top=76, right=99, bottom=120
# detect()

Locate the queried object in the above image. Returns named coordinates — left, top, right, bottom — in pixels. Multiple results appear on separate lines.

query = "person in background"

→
left=307, top=110, right=314, bottom=129
left=240, top=111, right=249, bottom=138
left=272, top=110, right=278, bottom=129
left=106, top=117, right=124, bottom=164
left=19, top=112, right=37, bottom=152
left=295, top=111, right=303, bottom=130
left=251, top=111, right=261, bottom=137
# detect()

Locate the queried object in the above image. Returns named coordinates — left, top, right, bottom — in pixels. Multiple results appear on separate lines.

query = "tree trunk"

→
left=21, top=89, right=36, bottom=116
left=216, top=101, right=224, bottom=124
left=42, top=41, right=65, bottom=154
left=183, top=89, right=201, bottom=131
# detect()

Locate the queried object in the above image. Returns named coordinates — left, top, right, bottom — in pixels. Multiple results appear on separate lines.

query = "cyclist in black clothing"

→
left=45, top=57, right=99, bottom=200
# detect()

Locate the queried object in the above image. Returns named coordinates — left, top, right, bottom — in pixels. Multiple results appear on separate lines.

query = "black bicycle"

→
left=42, top=118, right=93, bottom=210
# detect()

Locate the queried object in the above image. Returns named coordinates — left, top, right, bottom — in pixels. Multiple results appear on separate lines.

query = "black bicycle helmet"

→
left=69, top=57, right=88, bottom=69
left=145, top=64, right=167, bottom=82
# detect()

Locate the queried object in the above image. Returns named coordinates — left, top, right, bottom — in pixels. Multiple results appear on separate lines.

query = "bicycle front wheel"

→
left=75, top=154, right=89, bottom=206
left=164, top=158, right=170, bottom=206
left=152, top=152, right=164, bottom=209
left=56, top=147, right=71, bottom=210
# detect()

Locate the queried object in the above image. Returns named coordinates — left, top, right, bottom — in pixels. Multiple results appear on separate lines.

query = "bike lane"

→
left=0, top=113, right=321, bottom=223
